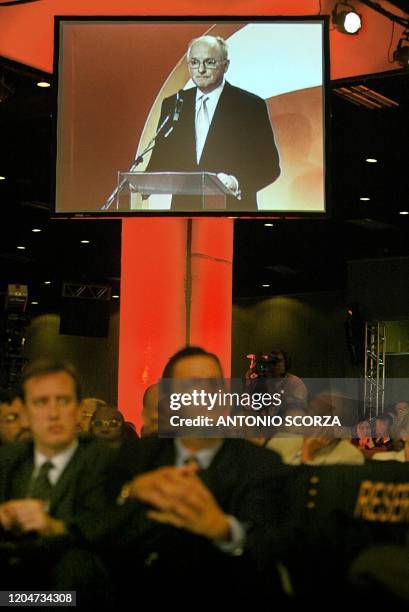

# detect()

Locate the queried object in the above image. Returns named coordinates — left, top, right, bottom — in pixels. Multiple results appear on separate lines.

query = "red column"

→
left=118, top=217, right=233, bottom=429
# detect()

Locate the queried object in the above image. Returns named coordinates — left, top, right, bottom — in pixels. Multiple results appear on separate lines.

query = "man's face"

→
left=188, top=40, right=229, bottom=94
left=78, top=398, right=105, bottom=433
left=23, top=371, right=80, bottom=456
left=0, top=397, right=30, bottom=444
left=91, top=406, right=123, bottom=443
left=375, top=419, right=389, bottom=437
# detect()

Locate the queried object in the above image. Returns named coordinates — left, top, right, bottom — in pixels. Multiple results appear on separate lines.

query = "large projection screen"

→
left=54, top=17, right=329, bottom=217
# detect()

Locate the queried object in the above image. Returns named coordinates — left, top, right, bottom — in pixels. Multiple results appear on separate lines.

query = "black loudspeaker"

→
left=345, top=303, right=365, bottom=365
left=59, top=299, right=110, bottom=338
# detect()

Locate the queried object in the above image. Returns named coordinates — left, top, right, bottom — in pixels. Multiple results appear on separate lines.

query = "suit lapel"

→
left=0, top=441, right=33, bottom=501
left=177, top=88, right=197, bottom=166
left=200, top=82, right=233, bottom=165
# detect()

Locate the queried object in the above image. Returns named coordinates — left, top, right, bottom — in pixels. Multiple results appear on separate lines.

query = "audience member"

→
left=267, top=390, right=364, bottom=465
left=0, top=389, right=31, bottom=444
left=353, top=419, right=375, bottom=449
left=245, top=349, right=307, bottom=415
left=0, top=359, right=123, bottom=605
left=90, top=404, right=124, bottom=447
left=78, top=397, right=107, bottom=433
left=389, top=400, right=409, bottom=440
left=141, top=383, right=158, bottom=437
left=372, top=425, right=409, bottom=462
left=93, top=346, right=291, bottom=605
left=373, top=413, right=394, bottom=450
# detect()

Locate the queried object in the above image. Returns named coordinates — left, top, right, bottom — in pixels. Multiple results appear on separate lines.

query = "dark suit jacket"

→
left=0, top=437, right=123, bottom=545
left=146, top=82, right=280, bottom=211
left=89, top=438, right=292, bottom=602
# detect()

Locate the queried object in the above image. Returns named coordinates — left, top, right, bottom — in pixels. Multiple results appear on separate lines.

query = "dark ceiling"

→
left=0, top=44, right=408, bottom=311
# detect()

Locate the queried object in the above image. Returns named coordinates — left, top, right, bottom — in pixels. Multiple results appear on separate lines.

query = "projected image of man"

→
left=146, top=35, right=281, bottom=211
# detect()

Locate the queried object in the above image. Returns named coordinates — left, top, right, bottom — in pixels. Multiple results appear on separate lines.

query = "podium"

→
left=114, top=171, right=234, bottom=211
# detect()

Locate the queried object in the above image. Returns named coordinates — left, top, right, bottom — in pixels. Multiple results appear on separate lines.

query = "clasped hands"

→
left=0, top=499, right=66, bottom=537
left=124, top=464, right=231, bottom=542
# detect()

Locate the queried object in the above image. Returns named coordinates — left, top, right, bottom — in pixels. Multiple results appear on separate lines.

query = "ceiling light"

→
left=365, top=158, right=377, bottom=163
left=17, top=245, right=26, bottom=250
left=332, top=3, right=362, bottom=34
left=31, top=301, right=39, bottom=305
left=0, top=176, right=5, bottom=181
left=32, top=228, right=42, bottom=233
left=393, top=31, right=409, bottom=68
left=360, top=197, right=370, bottom=201
left=37, top=81, right=51, bottom=88
left=112, top=295, right=119, bottom=299
left=264, top=223, right=274, bottom=227
left=262, top=284, right=271, bottom=288
left=80, top=240, right=90, bottom=244
left=399, top=211, right=409, bottom=215
left=44, top=281, right=51, bottom=285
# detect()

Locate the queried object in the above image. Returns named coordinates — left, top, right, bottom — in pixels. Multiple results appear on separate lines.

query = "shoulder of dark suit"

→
left=0, top=436, right=119, bottom=468
left=161, top=81, right=265, bottom=108
left=222, top=81, right=266, bottom=105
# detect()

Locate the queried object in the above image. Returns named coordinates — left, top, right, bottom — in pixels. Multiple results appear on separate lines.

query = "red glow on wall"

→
left=118, top=218, right=188, bottom=426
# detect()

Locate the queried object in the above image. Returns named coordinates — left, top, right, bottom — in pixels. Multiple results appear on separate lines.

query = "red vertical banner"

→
left=190, top=218, right=234, bottom=377
left=118, top=217, right=234, bottom=429
left=118, top=217, right=187, bottom=427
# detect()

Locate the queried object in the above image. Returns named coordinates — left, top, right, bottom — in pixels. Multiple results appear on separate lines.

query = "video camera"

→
left=245, top=352, right=281, bottom=379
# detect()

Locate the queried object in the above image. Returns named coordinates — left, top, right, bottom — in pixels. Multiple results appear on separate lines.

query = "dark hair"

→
left=270, top=349, right=291, bottom=373
left=19, top=359, right=83, bottom=402
left=162, top=346, right=223, bottom=379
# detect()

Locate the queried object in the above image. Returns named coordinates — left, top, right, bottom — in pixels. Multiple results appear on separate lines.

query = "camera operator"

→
left=244, top=349, right=307, bottom=416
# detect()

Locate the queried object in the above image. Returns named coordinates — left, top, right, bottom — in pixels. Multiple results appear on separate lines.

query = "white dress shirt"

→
left=32, top=440, right=79, bottom=486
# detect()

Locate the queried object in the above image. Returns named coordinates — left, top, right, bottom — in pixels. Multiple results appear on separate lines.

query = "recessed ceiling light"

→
left=44, top=281, right=51, bottom=285
left=112, top=295, right=120, bottom=299
left=0, top=176, right=5, bottom=181
left=37, top=81, right=50, bottom=88
left=264, top=223, right=274, bottom=227
left=32, top=228, right=42, bottom=233
left=360, top=197, right=370, bottom=201
left=31, top=301, right=39, bottom=305
left=80, top=240, right=90, bottom=244
left=17, top=246, right=26, bottom=250
left=399, top=211, right=409, bottom=215
left=365, top=158, right=377, bottom=163
left=262, top=284, right=271, bottom=288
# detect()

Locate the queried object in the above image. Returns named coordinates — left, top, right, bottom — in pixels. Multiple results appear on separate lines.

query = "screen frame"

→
left=52, top=15, right=332, bottom=220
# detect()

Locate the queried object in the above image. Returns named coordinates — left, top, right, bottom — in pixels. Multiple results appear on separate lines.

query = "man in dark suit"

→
left=95, top=347, right=291, bottom=604
left=146, top=35, right=280, bottom=211
left=0, top=359, right=122, bottom=603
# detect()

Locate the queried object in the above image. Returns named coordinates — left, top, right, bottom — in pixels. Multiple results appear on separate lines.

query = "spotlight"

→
left=332, top=3, right=362, bottom=34
left=394, top=31, right=409, bottom=68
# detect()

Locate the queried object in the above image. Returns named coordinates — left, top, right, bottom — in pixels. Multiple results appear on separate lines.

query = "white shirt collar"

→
left=195, top=79, right=225, bottom=113
left=33, top=439, right=79, bottom=485
left=174, top=438, right=223, bottom=469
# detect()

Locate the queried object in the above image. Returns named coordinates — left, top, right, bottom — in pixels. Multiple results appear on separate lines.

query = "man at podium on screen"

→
left=146, top=35, right=281, bottom=211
